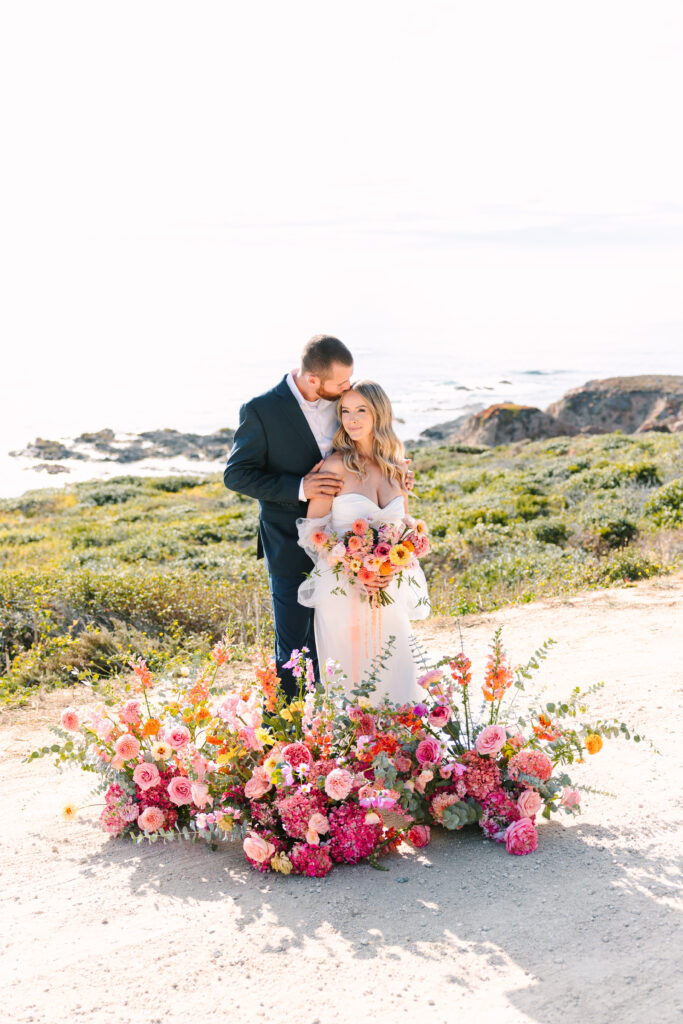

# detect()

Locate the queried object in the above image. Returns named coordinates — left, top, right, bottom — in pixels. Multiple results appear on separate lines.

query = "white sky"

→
left=0, top=1, right=681, bottom=440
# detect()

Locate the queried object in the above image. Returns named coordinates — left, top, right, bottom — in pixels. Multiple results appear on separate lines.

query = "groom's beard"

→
left=316, top=384, right=343, bottom=401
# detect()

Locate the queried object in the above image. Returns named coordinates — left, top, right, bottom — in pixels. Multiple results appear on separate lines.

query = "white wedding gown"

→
left=297, top=493, right=431, bottom=705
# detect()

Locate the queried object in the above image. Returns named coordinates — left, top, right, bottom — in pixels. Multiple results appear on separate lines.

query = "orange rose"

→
left=585, top=733, right=603, bottom=754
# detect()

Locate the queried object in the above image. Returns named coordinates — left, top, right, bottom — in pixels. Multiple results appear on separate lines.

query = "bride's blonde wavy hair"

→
left=333, top=381, right=406, bottom=486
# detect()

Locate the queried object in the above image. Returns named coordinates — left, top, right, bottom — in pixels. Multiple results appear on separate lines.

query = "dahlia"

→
left=461, top=750, right=502, bottom=802
left=507, top=749, right=553, bottom=786
left=328, top=802, right=381, bottom=864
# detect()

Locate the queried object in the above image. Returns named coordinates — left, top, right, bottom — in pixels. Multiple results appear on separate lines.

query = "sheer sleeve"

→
left=296, top=516, right=333, bottom=608
left=389, top=564, right=431, bottom=620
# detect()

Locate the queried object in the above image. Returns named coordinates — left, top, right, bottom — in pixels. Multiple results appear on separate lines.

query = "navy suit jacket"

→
left=224, top=376, right=329, bottom=577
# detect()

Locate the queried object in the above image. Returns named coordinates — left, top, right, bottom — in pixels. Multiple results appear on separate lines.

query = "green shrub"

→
left=644, top=478, right=683, bottom=527
left=534, top=519, right=569, bottom=545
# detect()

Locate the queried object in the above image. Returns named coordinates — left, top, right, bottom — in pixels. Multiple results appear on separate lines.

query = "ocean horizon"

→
left=2, top=346, right=680, bottom=500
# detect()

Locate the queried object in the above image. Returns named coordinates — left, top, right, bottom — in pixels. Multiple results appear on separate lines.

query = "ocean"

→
left=1, top=342, right=679, bottom=500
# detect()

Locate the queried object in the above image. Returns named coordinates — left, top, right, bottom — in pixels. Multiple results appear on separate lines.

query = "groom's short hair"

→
left=301, top=335, right=353, bottom=378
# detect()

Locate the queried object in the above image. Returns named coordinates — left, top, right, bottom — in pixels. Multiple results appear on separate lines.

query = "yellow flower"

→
left=349, top=558, right=362, bottom=573
left=388, top=544, right=412, bottom=567
left=271, top=852, right=293, bottom=875
left=62, top=803, right=77, bottom=821
left=256, top=727, right=275, bottom=748
left=585, top=733, right=603, bottom=755
left=217, top=815, right=234, bottom=832
left=280, top=708, right=293, bottom=722
left=358, top=697, right=373, bottom=710
left=151, top=740, right=173, bottom=761
left=290, top=700, right=305, bottom=715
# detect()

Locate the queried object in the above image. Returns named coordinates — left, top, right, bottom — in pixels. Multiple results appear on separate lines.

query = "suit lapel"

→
left=273, top=376, right=326, bottom=464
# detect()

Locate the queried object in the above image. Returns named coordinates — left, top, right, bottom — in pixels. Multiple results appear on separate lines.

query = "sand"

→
left=1, top=575, right=682, bottom=1024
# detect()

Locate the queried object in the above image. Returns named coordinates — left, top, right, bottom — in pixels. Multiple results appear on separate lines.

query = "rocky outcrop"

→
left=10, top=427, right=235, bottom=465
left=545, top=375, right=683, bottom=435
left=415, top=375, right=683, bottom=447
left=452, top=404, right=576, bottom=447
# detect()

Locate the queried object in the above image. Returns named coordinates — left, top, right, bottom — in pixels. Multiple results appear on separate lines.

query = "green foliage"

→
left=1, top=434, right=681, bottom=703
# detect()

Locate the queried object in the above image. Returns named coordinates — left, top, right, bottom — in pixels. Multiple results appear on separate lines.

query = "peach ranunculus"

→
left=167, top=725, right=191, bottom=750
left=352, top=518, right=369, bottom=536
left=311, top=531, right=330, bottom=548
left=137, top=806, right=165, bottom=832
left=324, top=768, right=354, bottom=801
left=132, top=761, right=161, bottom=791
left=585, top=733, right=603, bottom=755
left=244, top=767, right=273, bottom=800
left=347, top=535, right=363, bottom=553
left=517, top=789, right=543, bottom=819
left=60, top=707, right=81, bottom=732
left=357, top=566, right=377, bottom=584
left=475, top=725, right=507, bottom=757
left=115, top=733, right=141, bottom=761
left=414, top=769, right=434, bottom=794
left=243, top=832, right=276, bottom=864
left=190, top=780, right=213, bottom=809
left=167, top=775, right=193, bottom=806
left=560, top=787, right=581, bottom=810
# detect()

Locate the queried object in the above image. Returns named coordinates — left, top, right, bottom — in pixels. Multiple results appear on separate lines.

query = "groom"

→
left=224, top=335, right=353, bottom=697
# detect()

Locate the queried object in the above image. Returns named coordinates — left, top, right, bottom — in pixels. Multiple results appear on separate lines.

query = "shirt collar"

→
left=286, top=370, right=333, bottom=411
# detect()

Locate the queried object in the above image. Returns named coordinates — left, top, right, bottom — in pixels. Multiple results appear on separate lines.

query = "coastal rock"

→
left=452, top=404, right=575, bottom=446
left=416, top=406, right=485, bottom=444
left=34, top=462, right=71, bottom=475
left=545, top=375, right=683, bottom=435
left=10, top=427, right=236, bottom=465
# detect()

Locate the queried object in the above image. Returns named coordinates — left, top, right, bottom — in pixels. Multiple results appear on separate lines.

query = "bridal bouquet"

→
left=28, top=632, right=647, bottom=875
left=308, top=514, right=430, bottom=605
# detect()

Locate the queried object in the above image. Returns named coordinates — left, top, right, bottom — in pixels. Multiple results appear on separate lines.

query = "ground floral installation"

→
left=29, top=630, right=648, bottom=877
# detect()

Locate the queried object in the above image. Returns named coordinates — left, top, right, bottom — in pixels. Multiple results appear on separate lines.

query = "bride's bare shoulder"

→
left=323, top=451, right=346, bottom=473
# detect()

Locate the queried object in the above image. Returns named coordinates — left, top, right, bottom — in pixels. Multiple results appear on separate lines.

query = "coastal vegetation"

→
left=1, top=431, right=681, bottom=704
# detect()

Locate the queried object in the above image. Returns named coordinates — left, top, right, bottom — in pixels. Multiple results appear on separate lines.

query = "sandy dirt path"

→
left=1, top=576, right=682, bottom=1024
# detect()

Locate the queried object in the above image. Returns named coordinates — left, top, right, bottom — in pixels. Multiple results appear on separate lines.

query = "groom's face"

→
left=315, top=361, right=353, bottom=401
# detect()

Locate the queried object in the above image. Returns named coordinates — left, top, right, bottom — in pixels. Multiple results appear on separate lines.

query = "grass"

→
left=1, top=434, right=681, bottom=704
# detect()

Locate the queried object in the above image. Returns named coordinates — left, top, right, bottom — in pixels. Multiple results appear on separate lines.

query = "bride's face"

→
left=340, top=390, right=374, bottom=445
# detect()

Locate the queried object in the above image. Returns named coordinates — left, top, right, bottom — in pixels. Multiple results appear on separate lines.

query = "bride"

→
left=297, top=381, right=430, bottom=703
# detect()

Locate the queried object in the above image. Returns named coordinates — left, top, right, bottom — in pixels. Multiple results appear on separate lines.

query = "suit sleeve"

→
left=223, top=401, right=302, bottom=504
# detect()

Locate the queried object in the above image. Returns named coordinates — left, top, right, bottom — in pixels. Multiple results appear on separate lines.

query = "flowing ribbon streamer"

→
left=350, top=588, right=361, bottom=685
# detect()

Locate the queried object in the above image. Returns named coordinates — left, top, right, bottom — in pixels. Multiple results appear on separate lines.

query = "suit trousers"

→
left=267, top=572, right=319, bottom=699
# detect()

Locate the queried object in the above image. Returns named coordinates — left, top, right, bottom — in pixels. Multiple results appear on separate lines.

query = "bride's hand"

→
left=402, top=458, right=415, bottom=491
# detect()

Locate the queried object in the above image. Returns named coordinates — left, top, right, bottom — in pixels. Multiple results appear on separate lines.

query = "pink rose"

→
left=415, top=738, right=442, bottom=765
left=190, top=781, right=213, bottom=809
left=132, top=762, right=161, bottom=791
left=505, top=818, right=538, bottom=856
left=428, top=706, right=450, bottom=729
left=324, top=768, right=354, bottom=801
left=60, top=707, right=80, bottom=732
left=167, top=776, right=193, bottom=806
left=407, top=825, right=431, bottom=849
left=560, top=787, right=581, bottom=810
left=119, top=700, right=142, bottom=726
left=374, top=542, right=391, bottom=558
left=167, top=725, right=191, bottom=750
left=243, top=832, right=275, bottom=864
left=137, top=806, right=165, bottom=832
left=393, top=754, right=413, bottom=773
left=244, top=767, right=272, bottom=800
left=115, top=733, right=141, bottom=761
left=517, top=789, right=543, bottom=819
left=475, top=725, right=507, bottom=757
left=414, top=769, right=434, bottom=794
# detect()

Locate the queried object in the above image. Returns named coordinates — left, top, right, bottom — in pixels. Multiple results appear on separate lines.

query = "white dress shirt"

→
left=286, top=371, right=339, bottom=501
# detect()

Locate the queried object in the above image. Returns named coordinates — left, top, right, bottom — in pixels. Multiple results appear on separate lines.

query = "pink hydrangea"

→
left=461, top=750, right=502, bottom=802
left=289, top=843, right=333, bottom=877
left=507, top=750, right=553, bottom=786
left=505, top=817, right=538, bottom=855
left=276, top=790, right=326, bottom=839
left=328, top=802, right=381, bottom=864
left=479, top=788, right=521, bottom=842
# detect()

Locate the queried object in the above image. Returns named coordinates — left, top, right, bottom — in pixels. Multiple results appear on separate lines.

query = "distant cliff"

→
left=413, top=375, right=683, bottom=447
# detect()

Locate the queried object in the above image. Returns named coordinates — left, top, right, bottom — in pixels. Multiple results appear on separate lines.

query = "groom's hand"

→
left=303, top=461, right=343, bottom=500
